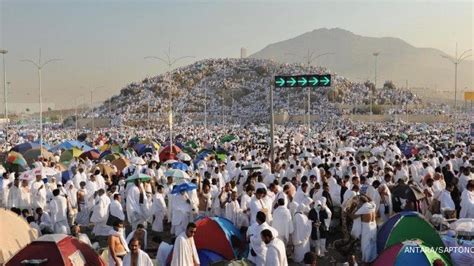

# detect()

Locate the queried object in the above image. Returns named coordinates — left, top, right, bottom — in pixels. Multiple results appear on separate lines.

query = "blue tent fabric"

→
left=32, top=140, right=52, bottom=150
left=11, top=142, right=41, bottom=153
left=377, top=212, right=403, bottom=254
left=50, top=140, right=92, bottom=152
left=197, top=249, right=225, bottom=266
left=394, top=245, right=432, bottom=266
left=210, top=217, right=248, bottom=258
left=377, top=211, right=423, bottom=254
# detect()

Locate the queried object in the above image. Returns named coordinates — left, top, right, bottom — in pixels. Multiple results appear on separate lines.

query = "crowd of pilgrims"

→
left=1, top=119, right=473, bottom=265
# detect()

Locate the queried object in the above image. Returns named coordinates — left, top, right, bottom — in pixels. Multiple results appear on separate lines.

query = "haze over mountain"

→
left=250, top=28, right=473, bottom=92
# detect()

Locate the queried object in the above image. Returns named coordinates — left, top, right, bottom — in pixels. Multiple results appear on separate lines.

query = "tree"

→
left=47, top=107, right=52, bottom=112
left=25, top=108, right=30, bottom=113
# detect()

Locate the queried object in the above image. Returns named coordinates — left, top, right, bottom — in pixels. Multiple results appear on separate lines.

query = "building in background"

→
left=240, top=47, right=247, bottom=59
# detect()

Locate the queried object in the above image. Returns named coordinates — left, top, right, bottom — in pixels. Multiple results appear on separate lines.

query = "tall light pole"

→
left=0, top=49, right=8, bottom=143
left=441, top=44, right=472, bottom=110
left=204, top=86, right=207, bottom=132
left=303, top=50, right=334, bottom=133
left=144, top=44, right=195, bottom=153
left=21, top=49, right=62, bottom=153
left=371, top=52, right=380, bottom=116
left=286, top=50, right=334, bottom=132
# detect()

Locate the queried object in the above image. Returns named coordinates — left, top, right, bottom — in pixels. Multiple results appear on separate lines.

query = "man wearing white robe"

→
left=272, top=198, right=293, bottom=245
left=438, top=183, right=456, bottom=218
left=156, top=239, right=173, bottom=266
left=292, top=204, right=312, bottom=263
left=93, top=168, right=107, bottom=190
left=171, top=222, right=200, bottom=266
left=460, top=180, right=474, bottom=218
left=123, top=239, right=154, bottom=266
left=171, top=191, right=192, bottom=236
left=240, top=185, right=254, bottom=227
left=126, top=180, right=150, bottom=230
left=110, top=193, right=125, bottom=221
left=65, top=181, right=78, bottom=225
left=85, top=175, right=99, bottom=209
left=72, top=167, right=87, bottom=190
left=247, top=211, right=278, bottom=266
left=152, top=186, right=167, bottom=232
left=261, top=229, right=288, bottom=266
left=49, top=189, right=70, bottom=234
left=225, top=191, right=242, bottom=227
left=31, top=175, right=47, bottom=210
left=36, top=207, right=53, bottom=234
left=18, top=179, right=31, bottom=210
left=249, top=188, right=272, bottom=224
left=353, top=199, right=377, bottom=263
left=90, top=189, right=111, bottom=236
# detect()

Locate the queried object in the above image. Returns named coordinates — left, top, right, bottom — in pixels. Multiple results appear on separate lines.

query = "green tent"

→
left=377, top=212, right=450, bottom=264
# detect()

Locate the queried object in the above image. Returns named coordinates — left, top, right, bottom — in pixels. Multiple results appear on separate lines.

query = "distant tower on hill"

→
left=240, top=47, right=247, bottom=59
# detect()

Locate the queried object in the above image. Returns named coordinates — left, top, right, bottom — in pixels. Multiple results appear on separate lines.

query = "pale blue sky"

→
left=0, top=0, right=472, bottom=110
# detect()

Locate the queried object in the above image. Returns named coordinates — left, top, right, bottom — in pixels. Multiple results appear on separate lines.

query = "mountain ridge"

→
left=250, top=28, right=472, bottom=90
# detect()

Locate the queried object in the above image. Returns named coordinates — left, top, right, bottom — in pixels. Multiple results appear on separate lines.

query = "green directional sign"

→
left=297, top=76, right=307, bottom=86
left=274, top=74, right=331, bottom=88
left=275, top=77, right=285, bottom=87
left=320, top=75, right=330, bottom=86
left=287, top=77, right=297, bottom=87
left=309, top=76, right=319, bottom=86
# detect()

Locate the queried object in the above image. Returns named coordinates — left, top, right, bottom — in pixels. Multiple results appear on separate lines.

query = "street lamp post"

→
left=372, top=52, right=380, bottom=116
left=304, top=50, right=334, bottom=133
left=440, top=44, right=471, bottom=142
left=0, top=49, right=8, bottom=143
left=145, top=44, right=195, bottom=153
left=441, top=44, right=472, bottom=110
left=204, top=86, right=207, bottom=132
left=21, top=49, right=61, bottom=154
left=286, top=50, right=334, bottom=132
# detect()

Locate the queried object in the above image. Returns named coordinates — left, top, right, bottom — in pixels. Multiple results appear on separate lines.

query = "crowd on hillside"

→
left=86, top=59, right=422, bottom=126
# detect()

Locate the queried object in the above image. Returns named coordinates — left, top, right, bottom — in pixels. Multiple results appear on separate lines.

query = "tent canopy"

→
left=0, top=209, right=39, bottom=264
left=194, top=217, right=247, bottom=260
left=6, top=234, right=105, bottom=266
left=377, top=212, right=446, bottom=255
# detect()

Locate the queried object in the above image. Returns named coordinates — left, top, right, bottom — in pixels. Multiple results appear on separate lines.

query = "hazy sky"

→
left=0, top=0, right=472, bottom=111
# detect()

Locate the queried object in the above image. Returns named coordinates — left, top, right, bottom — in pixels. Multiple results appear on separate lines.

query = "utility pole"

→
left=204, top=86, right=207, bottom=132
left=21, top=49, right=62, bottom=155
left=441, top=44, right=471, bottom=111
left=270, top=78, right=275, bottom=164
left=372, top=52, right=380, bottom=116
left=440, top=44, right=471, bottom=142
left=285, top=50, right=334, bottom=129
left=145, top=43, right=195, bottom=154
left=0, top=49, right=8, bottom=143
